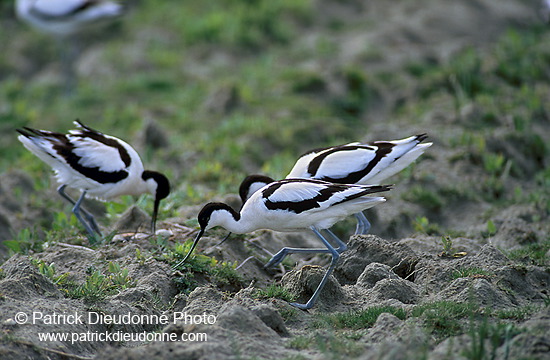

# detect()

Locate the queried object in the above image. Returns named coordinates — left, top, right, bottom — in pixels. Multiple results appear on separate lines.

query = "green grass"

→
left=505, top=239, right=550, bottom=267
left=494, top=305, right=542, bottom=321
left=1, top=3, right=547, bottom=240
left=463, top=318, right=519, bottom=360
left=411, top=301, right=482, bottom=339
left=30, top=259, right=136, bottom=303
left=4, top=228, right=44, bottom=255
left=402, top=186, right=444, bottom=212
left=306, top=300, right=531, bottom=353
left=313, top=306, right=407, bottom=330
left=413, top=216, right=442, bottom=236
left=170, top=241, right=245, bottom=292
left=287, top=331, right=365, bottom=358
left=253, top=284, right=298, bottom=303
left=288, top=335, right=312, bottom=350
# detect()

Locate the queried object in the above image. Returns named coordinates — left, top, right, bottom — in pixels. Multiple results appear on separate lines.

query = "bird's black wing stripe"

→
left=262, top=180, right=385, bottom=214
left=73, top=122, right=132, bottom=167
left=52, top=135, right=129, bottom=184
left=29, top=0, right=97, bottom=21
left=307, top=145, right=371, bottom=178
left=308, top=144, right=392, bottom=184
left=19, top=126, right=129, bottom=184
left=69, top=0, right=97, bottom=16
left=17, top=128, right=60, bottom=161
left=331, top=184, right=392, bottom=206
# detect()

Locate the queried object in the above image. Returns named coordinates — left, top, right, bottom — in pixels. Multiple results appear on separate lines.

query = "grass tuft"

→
left=313, top=306, right=406, bottom=330
left=253, top=284, right=298, bottom=303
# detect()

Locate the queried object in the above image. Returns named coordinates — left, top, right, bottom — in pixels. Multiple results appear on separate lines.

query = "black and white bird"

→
left=17, top=120, right=170, bottom=240
left=239, top=134, right=431, bottom=234
left=176, top=178, right=391, bottom=309
left=15, top=0, right=124, bottom=93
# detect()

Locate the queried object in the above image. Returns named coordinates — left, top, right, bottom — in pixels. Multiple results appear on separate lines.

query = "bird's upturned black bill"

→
left=173, top=229, right=205, bottom=269
left=217, top=232, right=232, bottom=246
left=151, top=197, right=161, bottom=233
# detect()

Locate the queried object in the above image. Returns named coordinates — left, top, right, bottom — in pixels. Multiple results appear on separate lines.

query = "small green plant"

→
left=60, top=264, right=136, bottom=302
left=150, top=233, right=170, bottom=251
left=452, top=267, right=493, bottom=280
left=210, top=261, right=243, bottom=287
left=66, top=270, right=111, bottom=302
left=170, top=241, right=244, bottom=292
left=107, top=262, right=136, bottom=289
left=438, top=235, right=466, bottom=258
left=5, top=228, right=43, bottom=255
left=494, top=28, right=548, bottom=87
left=482, top=153, right=506, bottom=176
left=135, top=248, right=147, bottom=265
left=485, top=220, right=497, bottom=237
left=171, top=242, right=217, bottom=272
left=288, top=335, right=312, bottom=350
left=413, top=216, right=442, bottom=236
left=41, top=210, right=108, bottom=245
left=313, top=306, right=407, bottom=330
left=31, top=258, right=56, bottom=278
left=253, top=284, right=298, bottom=303
left=30, top=258, right=73, bottom=286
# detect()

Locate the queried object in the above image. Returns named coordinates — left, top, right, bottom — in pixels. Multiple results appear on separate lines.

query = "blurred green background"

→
left=0, top=0, right=548, bottom=245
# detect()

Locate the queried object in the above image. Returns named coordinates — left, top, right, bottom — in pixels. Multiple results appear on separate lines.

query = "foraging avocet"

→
left=15, top=0, right=124, bottom=92
left=240, top=134, right=431, bottom=234
left=177, top=178, right=391, bottom=309
left=17, top=120, right=170, bottom=240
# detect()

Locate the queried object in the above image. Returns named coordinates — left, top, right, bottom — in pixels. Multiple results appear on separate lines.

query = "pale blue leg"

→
left=354, top=211, right=371, bottom=235
left=72, top=191, right=100, bottom=239
left=57, top=185, right=102, bottom=237
left=323, top=229, right=348, bottom=253
left=264, top=228, right=348, bottom=269
left=290, top=226, right=341, bottom=310
left=264, top=247, right=331, bottom=269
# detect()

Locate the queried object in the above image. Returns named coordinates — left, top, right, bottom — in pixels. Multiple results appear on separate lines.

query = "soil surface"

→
left=1, top=1, right=549, bottom=359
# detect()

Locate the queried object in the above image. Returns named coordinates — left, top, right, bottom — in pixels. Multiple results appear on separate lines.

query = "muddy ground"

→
left=1, top=0, right=549, bottom=359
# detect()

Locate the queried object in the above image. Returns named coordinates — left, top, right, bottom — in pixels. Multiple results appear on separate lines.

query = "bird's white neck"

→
left=208, top=208, right=252, bottom=234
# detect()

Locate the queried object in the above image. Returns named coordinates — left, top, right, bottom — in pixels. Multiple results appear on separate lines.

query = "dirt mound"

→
left=1, top=232, right=548, bottom=359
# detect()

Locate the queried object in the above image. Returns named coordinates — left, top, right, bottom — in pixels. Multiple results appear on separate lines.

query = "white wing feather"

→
left=69, top=135, right=128, bottom=172
left=265, top=181, right=328, bottom=203
left=33, top=0, right=91, bottom=16
left=312, top=147, right=377, bottom=180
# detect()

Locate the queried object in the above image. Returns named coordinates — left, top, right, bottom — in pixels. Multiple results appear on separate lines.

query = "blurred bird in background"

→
left=15, top=0, right=124, bottom=94
left=541, top=0, right=550, bottom=23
